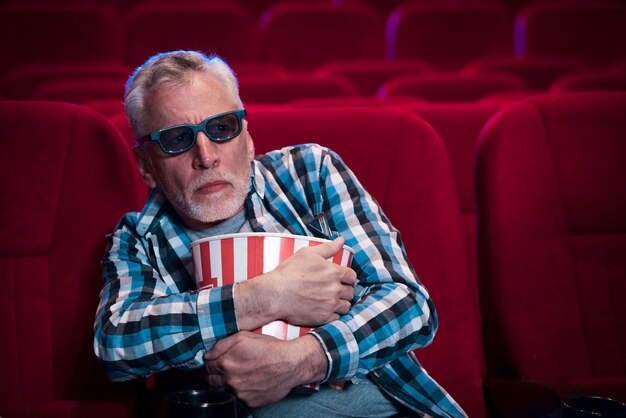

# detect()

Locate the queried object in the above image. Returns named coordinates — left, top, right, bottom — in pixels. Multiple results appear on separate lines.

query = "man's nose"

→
left=192, top=132, right=220, bottom=169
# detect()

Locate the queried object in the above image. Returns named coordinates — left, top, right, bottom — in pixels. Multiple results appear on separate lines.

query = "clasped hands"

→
left=204, top=236, right=357, bottom=407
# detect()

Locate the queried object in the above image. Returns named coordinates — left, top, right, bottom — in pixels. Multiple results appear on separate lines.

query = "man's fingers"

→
left=306, top=236, right=345, bottom=259
left=340, top=283, right=355, bottom=302
left=340, top=268, right=357, bottom=286
left=203, top=334, right=240, bottom=362
left=336, top=299, right=352, bottom=316
left=206, top=373, right=226, bottom=390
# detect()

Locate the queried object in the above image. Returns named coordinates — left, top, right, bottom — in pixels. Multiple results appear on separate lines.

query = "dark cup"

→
left=164, top=389, right=237, bottom=418
left=560, top=396, right=626, bottom=418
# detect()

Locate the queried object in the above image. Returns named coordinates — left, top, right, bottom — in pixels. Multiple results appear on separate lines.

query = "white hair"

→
left=124, top=50, right=243, bottom=141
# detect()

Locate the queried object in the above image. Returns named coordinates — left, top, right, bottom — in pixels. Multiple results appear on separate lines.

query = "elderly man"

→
left=94, top=50, right=464, bottom=417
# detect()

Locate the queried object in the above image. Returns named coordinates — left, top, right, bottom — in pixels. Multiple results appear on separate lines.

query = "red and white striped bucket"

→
left=190, top=232, right=354, bottom=340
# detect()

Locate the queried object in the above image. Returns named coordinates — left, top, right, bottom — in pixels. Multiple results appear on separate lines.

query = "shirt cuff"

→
left=197, top=284, right=239, bottom=350
left=309, top=320, right=359, bottom=382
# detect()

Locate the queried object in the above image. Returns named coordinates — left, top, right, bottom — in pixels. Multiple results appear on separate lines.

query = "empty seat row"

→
left=1, top=0, right=625, bottom=76
left=9, top=66, right=626, bottom=112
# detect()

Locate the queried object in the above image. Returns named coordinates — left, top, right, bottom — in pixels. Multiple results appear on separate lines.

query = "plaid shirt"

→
left=94, top=144, right=465, bottom=417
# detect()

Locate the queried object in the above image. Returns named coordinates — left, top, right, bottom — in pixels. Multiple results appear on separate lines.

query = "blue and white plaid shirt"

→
left=94, top=144, right=465, bottom=417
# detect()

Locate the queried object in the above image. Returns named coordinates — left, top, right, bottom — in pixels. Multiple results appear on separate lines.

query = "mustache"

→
left=188, top=170, right=233, bottom=191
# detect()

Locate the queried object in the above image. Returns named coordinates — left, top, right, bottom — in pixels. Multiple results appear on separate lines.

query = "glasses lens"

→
left=159, top=126, right=194, bottom=153
left=205, top=114, right=240, bottom=141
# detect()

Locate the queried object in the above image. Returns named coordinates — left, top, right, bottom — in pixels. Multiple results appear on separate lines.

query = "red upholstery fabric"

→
left=245, top=106, right=485, bottom=417
left=287, top=96, right=428, bottom=108
left=386, top=1, right=513, bottom=70
left=515, top=1, right=626, bottom=68
left=462, top=55, right=587, bottom=91
left=238, top=74, right=359, bottom=104
left=29, top=77, right=127, bottom=103
left=108, top=111, right=150, bottom=203
left=315, top=59, right=433, bottom=96
left=550, top=70, right=626, bottom=92
left=0, top=4, right=122, bottom=77
left=377, top=72, right=527, bottom=102
left=404, top=101, right=514, bottom=295
left=259, top=3, right=385, bottom=71
left=123, top=3, right=257, bottom=67
left=0, top=101, right=143, bottom=417
left=84, top=99, right=126, bottom=119
left=229, top=62, right=290, bottom=78
left=476, top=93, right=626, bottom=414
left=0, top=62, right=132, bottom=100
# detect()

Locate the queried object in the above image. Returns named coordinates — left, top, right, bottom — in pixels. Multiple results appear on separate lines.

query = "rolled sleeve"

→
left=197, top=284, right=239, bottom=349
left=309, top=320, right=360, bottom=382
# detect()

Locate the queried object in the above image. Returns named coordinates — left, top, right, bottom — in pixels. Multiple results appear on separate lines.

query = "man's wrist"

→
left=289, top=334, right=328, bottom=385
left=232, top=277, right=280, bottom=331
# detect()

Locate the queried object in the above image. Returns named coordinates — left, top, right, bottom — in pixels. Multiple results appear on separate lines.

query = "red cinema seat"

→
left=0, top=4, right=122, bottom=77
left=0, top=62, right=132, bottom=100
left=84, top=99, right=126, bottom=119
left=259, top=3, right=385, bottom=72
left=0, top=101, right=144, bottom=417
left=315, top=59, right=433, bottom=96
left=475, top=93, right=626, bottom=416
left=123, top=3, right=257, bottom=68
left=246, top=106, right=485, bottom=417
left=463, top=55, right=586, bottom=91
left=403, top=101, right=514, bottom=295
left=108, top=111, right=150, bottom=203
left=29, top=77, right=127, bottom=103
left=608, top=59, right=626, bottom=74
left=377, top=72, right=527, bottom=102
left=229, top=62, right=290, bottom=78
left=287, top=96, right=428, bottom=108
left=238, top=74, right=359, bottom=104
left=550, top=70, right=626, bottom=93
left=515, top=1, right=626, bottom=68
left=387, top=1, right=513, bottom=70
left=109, top=111, right=136, bottom=151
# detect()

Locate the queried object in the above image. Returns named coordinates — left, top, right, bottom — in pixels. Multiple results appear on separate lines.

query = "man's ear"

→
left=134, top=147, right=158, bottom=188
left=244, top=120, right=255, bottom=159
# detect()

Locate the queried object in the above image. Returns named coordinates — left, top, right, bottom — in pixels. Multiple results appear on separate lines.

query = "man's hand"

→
left=234, top=236, right=357, bottom=330
left=266, top=236, right=357, bottom=325
left=204, top=332, right=327, bottom=407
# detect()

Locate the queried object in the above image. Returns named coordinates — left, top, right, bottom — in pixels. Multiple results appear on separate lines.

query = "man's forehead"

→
left=145, top=76, right=234, bottom=122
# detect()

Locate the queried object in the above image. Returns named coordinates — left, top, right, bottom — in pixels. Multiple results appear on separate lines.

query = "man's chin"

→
left=185, top=197, right=244, bottom=225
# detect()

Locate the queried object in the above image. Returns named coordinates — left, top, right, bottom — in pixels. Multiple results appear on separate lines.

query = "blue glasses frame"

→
left=142, top=109, right=247, bottom=155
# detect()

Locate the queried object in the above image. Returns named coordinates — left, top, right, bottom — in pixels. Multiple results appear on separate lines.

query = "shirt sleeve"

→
left=306, top=148, right=438, bottom=383
left=93, top=216, right=239, bottom=381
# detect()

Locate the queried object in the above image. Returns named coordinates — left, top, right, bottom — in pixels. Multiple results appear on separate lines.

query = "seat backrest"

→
left=0, top=101, right=143, bottom=402
left=404, top=101, right=513, bottom=295
left=387, top=1, right=512, bottom=70
left=462, top=55, right=586, bottom=91
left=377, top=72, right=526, bottom=102
left=476, top=92, right=626, bottom=382
left=550, top=70, right=626, bottom=93
left=123, top=3, right=257, bottom=67
left=315, top=59, right=433, bottom=96
left=238, top=74, right=359, bottom=104
left=259, top=3, right=385, bottom=71
left=245, top=105, right=486, bottom=417
left=0, top=62, right=133, bottom=100
left=0, top=4, right=122, bottom=77
left=515, top=1, right=626, bottom=68
left=29, top=77, right=127, bottom=103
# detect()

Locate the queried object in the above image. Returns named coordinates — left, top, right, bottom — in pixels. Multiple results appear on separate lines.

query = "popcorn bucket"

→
left=191, top=232, right=354, bottom=392
left=191, top=232, right=354, bottom=339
